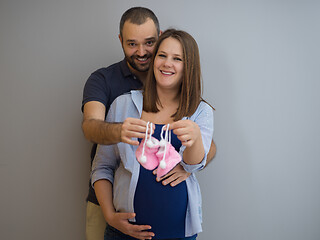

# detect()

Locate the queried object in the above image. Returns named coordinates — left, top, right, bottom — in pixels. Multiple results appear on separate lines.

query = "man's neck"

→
left=133, top=71, right=148, bottom=83
left=127, top=62, right=148, bottom=83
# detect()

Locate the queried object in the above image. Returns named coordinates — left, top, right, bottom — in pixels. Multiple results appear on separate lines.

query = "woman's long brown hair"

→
left=143, top=29, right=205, bottom=121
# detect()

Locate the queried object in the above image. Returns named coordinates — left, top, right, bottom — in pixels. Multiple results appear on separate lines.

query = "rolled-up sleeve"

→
left=91, top=144, right=119, bottom=187
left=91, top=97, right=121, bottom=187
left=179, top=102, right=214, bottom=173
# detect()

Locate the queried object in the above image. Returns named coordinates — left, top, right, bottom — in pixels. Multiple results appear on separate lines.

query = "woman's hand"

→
left=170, top=120, right=201, bottom=148
left=170, top=120, right=205, bottom=165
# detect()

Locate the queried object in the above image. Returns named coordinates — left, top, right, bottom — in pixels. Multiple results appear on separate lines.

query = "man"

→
left=82, top=7, right=216, bottom=240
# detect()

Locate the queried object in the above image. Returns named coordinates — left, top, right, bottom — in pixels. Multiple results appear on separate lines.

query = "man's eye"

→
left=128, top=43, right=136, bottom=47
left=146, top=41, right=155, bottom=46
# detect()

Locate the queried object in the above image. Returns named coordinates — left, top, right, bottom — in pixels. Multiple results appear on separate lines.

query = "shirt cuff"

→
left=91, top=170, right=114, bottom=188
left=179, top=147, right=207, bottom=173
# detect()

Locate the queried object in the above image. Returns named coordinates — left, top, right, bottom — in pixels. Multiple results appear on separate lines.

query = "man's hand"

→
left=153, top=164, right=191, bottom=186
left=107, top=212, right=154, bottom=240
left=121, top=118, right=154, bottom=145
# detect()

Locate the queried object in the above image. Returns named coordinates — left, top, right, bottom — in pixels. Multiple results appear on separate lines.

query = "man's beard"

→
left=125, top=53, right=152, bottom=72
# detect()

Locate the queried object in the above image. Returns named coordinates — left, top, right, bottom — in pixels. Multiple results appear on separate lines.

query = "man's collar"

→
left=120, top=59, right=133, bottom=78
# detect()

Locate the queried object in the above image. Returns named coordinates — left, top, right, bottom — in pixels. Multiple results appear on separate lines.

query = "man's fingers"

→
left=124, top=118, right=154, bottom=133
left=122, top=137, right=139, bottom=145
left=153, top=168, right=158, bottom=175
left=125, top=117, right=148, bottom=125
left=161, top=174, right=178, bottom=186
left=169, top=177, right=185, bottom=187
left=156, top=173, right=167, bottom=182
left=156, top=171, right=177, bottom=183
left=160, top=172, right=188, bottom=186
left=123, top=130, right=146, bottom=139
left=157, top=164, right=191, bottom=186
left=126, top=124, right=147, bottom=133
left=122, top=126, right=147, bottom=137
left=121, top=118, right=155, bottom=145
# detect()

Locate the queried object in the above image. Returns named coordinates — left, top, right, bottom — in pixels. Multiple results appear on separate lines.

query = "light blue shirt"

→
left=91, top=90, right=214, bottom=237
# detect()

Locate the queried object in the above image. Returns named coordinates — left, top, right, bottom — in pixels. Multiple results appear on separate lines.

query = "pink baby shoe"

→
left=156, top=124, right=182, bottom=178
left=135, top=122, right=160, bottom=170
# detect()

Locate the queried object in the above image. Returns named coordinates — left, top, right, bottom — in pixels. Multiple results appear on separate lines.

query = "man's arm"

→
left=82, top=101, right=120, bottom=144
left=205, top=140, right=216, bottom=167
left=82, top=101, right=148, bottom=145
left=83, top=101, right=215, bottom=186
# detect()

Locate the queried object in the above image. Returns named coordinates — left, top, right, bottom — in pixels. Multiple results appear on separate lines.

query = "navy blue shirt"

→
left=82, top=59, right=143, bottom=204
left=134, top=124, right=188, bottom=239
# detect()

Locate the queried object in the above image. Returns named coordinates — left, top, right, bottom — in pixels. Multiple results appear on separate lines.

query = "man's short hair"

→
left=119, top=7, right=160, bottom=38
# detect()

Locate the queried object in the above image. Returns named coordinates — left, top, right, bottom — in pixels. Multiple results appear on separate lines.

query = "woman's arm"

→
left=170, top=103, right=214, bottom=169
left=91, top=144, right=154, bottom=239
left=94, top=180, right=154, bottom=240
left=170, top=120, right=205, bottom=165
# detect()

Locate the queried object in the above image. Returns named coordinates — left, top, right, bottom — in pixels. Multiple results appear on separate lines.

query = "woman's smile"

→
left=154, top=37, right=184, bottom=90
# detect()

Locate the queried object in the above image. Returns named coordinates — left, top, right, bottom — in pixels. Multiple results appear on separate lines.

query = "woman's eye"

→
left=158, top=54, right=166, bottom=58
left=174, top=57, right=182, bottom=61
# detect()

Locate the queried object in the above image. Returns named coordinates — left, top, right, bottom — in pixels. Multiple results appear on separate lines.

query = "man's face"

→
left=120, top=18, right=158, bottom=73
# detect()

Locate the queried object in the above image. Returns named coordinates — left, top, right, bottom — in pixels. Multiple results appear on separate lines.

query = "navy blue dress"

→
left=134, top=124, right=188, bottom=239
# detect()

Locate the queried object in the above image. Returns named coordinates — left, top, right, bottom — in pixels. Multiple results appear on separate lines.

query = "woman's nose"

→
left=163, top=58, right=173, bottom=67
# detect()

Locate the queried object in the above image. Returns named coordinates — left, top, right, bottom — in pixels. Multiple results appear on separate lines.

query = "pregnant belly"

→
left=134, top=165, right=188, bottom=238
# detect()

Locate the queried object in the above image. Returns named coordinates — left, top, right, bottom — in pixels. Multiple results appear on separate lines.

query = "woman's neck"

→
left=141, top=87, right=179, bottom=124
left=156, top=86, right=179, bottom=108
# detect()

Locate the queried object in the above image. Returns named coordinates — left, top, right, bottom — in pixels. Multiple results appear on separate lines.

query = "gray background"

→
left=1, top=0, right=319, bottom=240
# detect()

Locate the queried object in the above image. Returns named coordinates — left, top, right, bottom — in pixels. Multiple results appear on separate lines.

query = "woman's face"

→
left=153, top=37, right=184, bottom=92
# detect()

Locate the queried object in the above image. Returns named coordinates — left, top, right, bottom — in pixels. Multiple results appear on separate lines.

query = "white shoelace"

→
left=140, top=121, right=151, bottom=163
left=159, top=124, right=170, bottom=169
